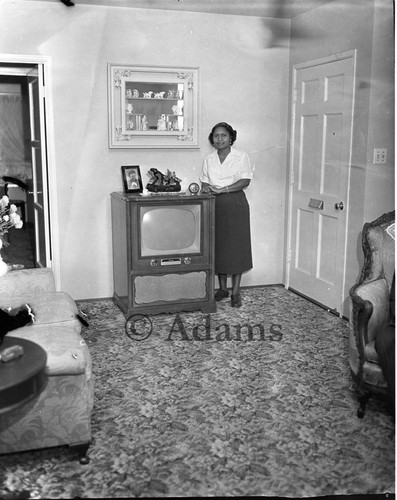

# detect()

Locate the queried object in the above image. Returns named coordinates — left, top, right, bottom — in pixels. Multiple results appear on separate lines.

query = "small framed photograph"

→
left=121, top=165, right=143, bottom=193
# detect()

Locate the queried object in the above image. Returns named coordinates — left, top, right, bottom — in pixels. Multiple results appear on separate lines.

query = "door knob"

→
left=334, top=201, right=344, bottom=210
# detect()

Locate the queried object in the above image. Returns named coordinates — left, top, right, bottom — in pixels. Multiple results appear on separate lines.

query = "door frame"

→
left=285, top=50, right=357, bottom=315
left=0, top=53, right=60, bottom=287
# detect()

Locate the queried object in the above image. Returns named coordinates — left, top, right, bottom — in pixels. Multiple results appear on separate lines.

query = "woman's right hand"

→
left=201, top=183, right=211, bottom=194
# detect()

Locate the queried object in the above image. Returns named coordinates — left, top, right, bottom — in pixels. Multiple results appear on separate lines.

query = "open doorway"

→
left=0, top=61, right=51, bottom=269
left=0, top=70, right=34, bottom=267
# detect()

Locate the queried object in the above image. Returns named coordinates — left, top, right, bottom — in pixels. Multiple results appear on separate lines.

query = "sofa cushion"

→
left=0, top=292, right=78, bottom=325
left=7, top=324, right=89, bottom=376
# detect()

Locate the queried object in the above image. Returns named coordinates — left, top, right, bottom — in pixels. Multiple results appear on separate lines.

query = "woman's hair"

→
left=208, top=122, right=237, bottom=146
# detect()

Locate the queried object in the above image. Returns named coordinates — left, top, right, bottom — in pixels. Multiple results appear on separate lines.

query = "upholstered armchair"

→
left=0, top=268, right=94, bottom=462
left=349, top=210, right=395, bottom=418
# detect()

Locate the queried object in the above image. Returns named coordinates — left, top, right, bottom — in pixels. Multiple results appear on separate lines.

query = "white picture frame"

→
left=108, top=64, right=199, bottom=149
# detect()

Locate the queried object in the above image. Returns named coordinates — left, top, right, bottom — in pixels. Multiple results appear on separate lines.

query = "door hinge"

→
left=287, top=249, right=292, bottom=263
left=290, top=171, right=294, bottom=184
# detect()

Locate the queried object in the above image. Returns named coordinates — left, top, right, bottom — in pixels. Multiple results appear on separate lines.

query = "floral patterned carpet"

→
left=0, top=286, right=394, bottom=499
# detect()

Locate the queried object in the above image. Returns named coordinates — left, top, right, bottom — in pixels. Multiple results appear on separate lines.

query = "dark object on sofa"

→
left=349, top=210, right=395, bottom=418
left=0, top=304, right=34, bottom=345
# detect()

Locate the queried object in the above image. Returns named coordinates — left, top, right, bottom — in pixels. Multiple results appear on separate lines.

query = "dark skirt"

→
left=215, top=191, right=253, bottom=275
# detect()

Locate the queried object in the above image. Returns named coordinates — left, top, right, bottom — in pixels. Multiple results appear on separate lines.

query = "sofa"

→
left=349, top=210, right=395, bottom=418
left=0, top=267, right=94, bottom=463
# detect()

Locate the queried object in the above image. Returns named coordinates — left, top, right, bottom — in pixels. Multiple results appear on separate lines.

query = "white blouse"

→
left=199, top=147, right=253, bottom=188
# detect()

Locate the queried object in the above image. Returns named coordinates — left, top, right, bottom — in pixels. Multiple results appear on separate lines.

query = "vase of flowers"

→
left=0, top=195, right=23, bottom=276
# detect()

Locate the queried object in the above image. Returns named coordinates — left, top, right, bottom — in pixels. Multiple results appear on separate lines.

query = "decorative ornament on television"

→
left=188, top=182, right=200, bottom=195
left=146, top=168, right=182, bottom=193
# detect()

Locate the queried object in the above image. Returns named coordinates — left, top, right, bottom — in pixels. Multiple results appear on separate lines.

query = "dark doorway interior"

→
left=0, top=68, right=36, bottom=269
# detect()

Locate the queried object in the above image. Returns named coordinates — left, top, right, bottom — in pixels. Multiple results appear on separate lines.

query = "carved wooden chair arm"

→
left=350, top=286, right=374, bottom=359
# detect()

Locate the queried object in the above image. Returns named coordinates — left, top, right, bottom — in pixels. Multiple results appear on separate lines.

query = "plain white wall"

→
left=0, top=0, right=291, bottom=299
left=364, top=0, right=395, bottom=221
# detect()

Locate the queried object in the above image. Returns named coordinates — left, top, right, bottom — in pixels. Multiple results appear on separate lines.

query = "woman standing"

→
left=200, top=122, right=253, bottom=308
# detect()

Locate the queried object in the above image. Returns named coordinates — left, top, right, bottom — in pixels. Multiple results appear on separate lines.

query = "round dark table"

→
left=0, top=337, right=47, bottom=415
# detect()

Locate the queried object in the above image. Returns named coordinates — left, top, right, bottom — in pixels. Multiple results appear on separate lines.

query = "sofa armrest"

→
left=0, top=268, right=56, bottom=305
left=0, top=292, right=78, bottom=325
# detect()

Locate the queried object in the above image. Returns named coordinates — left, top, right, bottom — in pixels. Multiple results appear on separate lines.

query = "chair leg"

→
left=69, top=442, right=90, bottom=464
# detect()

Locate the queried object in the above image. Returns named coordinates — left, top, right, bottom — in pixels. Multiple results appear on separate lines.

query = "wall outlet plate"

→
left=373, top=148, right=387, bottom=164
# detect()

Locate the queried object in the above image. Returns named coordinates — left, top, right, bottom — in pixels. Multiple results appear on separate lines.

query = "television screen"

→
left=140, top=204, right=201, bottom=256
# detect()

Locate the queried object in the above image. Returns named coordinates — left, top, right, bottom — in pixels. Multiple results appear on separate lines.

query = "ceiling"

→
left=51, top=0, right=336, bottom=18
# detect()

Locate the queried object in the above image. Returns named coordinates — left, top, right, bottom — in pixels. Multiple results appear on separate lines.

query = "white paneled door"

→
left=288, top=53, right=355, bottom=314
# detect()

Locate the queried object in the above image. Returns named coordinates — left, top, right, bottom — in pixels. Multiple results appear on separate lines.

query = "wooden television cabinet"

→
left=111, top=191, right=216, bottom=318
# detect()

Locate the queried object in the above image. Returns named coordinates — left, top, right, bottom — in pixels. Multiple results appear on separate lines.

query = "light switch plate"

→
left=373, top=148, right=387, bottom=164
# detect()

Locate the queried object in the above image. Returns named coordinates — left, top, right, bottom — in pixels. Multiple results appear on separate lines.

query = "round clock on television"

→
left=189, top=182, right=200, bottom=195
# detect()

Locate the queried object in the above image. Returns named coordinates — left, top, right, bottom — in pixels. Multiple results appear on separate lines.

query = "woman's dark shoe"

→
left=231, top=293, right=242, bottom=308
left=215, top=289, right=229, bottom=302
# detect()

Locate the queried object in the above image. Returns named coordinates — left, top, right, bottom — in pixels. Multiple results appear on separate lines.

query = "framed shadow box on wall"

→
left=108, top=64, right=199, bottom=149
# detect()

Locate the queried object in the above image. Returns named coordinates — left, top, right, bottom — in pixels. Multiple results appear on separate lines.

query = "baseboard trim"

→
left=287, top=287, right=347, bottom=321
left=240, top=283, right=285, bottom=289
left=76, top=297, right=113, bottom=304
left=76, top=287, right=349, bottom=322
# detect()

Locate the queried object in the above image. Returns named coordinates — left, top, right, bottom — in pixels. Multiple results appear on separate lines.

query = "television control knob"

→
left=184, top=257, right=191, bottom=264
left=150, top=259, right=158, bottom=267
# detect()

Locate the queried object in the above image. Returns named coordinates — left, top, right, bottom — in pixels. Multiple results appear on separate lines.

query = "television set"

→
left=111, top=192, right=216, bottom=317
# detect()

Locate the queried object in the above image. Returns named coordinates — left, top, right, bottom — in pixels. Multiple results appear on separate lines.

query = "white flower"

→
left=0, top=195, right=9, bottom=210
left=0, top=195, right=23, bottom=240
left=10, top=213, right=21, bottom=225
